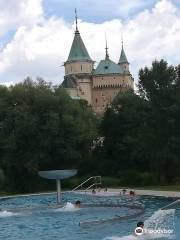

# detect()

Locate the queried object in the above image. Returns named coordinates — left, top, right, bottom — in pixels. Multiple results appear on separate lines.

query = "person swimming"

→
left=134, top=221, right=144, bottom=236
left=74, top=200, right=81, bottom=208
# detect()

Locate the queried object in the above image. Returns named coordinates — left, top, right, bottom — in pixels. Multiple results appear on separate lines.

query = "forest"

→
left=0, top=59, right=180, bottom=193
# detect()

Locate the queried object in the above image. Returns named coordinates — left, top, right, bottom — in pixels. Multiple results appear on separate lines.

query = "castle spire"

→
left=75, top=8, right=79, bottom=33
left=66, top=9, right=92, bottom=62
left=118, top=36, right=128, bottom=64
left=105, top=34, right=109, bottom=60
left=121, top=33, right=124, bottom=48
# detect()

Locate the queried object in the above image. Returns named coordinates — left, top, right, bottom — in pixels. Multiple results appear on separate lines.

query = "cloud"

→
left=0, top=0, right=179, bottom=86
left=0, top=0, right=43, bottom=37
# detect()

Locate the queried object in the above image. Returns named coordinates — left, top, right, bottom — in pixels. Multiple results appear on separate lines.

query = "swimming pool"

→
left=0, top=192, right=179, bottom=240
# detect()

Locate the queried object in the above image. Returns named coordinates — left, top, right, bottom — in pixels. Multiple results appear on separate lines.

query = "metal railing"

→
left=72, top=176, right=101, bottom=192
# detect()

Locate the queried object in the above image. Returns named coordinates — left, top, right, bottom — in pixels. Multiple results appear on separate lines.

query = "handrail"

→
left=72, top=176, right=101, bottom=191
left=86, top=183, right=101, bottom=190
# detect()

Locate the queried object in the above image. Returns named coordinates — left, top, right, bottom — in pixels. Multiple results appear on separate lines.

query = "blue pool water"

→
left=0, top=192, right=180, bottom=240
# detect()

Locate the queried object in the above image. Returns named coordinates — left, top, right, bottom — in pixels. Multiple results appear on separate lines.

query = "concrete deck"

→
left=108, top=188, right=180, bottom=198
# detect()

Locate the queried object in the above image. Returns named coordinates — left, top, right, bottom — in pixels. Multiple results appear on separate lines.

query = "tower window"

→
left=104, top=66, right=108, bottom=69
left=81, top=65, right=82, bottom=71
left=96, top=98, right=98, bottom=103
left=70, top=66, right=72, bottom=72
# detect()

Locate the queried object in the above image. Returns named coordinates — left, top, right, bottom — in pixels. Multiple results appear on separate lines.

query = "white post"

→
left=56, top=179, right=61, bottom=204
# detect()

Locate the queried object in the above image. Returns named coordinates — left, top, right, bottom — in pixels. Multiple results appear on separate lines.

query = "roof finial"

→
left=121, top=31, right=124, bottom=48
left=105, top=33, right=109, bottom=59
left=75, top=8, right=78, bottom=32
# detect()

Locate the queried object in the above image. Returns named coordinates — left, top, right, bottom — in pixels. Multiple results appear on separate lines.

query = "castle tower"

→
left=62, top=10, right=94, bottom=104
left=118, top=41, right=129, bottom=73
left=92, top=38, right=133, bottom=114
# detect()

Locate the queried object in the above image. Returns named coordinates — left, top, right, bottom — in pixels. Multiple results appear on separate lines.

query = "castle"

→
left=62, top=13, right=134, bottom=114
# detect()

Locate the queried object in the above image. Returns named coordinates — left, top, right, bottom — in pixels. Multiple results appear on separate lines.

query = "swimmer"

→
left=134, top=221, right=144, bottom=236
left=92, top=189, right=96, bottom=194
left=74, top=200, right=81, bottom=208
left=130, top=190, right=135, bottom=196
left=122, top=189, right=127, bottom=195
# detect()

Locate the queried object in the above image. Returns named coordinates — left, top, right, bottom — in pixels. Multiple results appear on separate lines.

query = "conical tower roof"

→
left=67, top=30, right=92, bottom=61
left=118, top=45, right=129, bottom=64
left=67, top=10, right=91, bottom=62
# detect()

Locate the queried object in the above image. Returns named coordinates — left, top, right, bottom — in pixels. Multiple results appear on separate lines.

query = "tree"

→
left=98, top=60, right=180, bottom=185
left=138, top=60, right=180, bottom=183
left=0, top=78, right=98, bottom=193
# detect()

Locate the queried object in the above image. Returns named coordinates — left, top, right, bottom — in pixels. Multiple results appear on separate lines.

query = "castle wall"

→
left=92, top=86, right=131, bottom=114
left=92, top=75, right=133, bottom=89
left=76, top=78, right=92, bottom=104
left=119, top=63, right=129, bottom=72
left=65, top=61, right=93, bottom=75
left=92, top=74, right=133, bottom=114
left=63, top=75, right=92, bottom=104
left=66, top=88, right=78, bottom=99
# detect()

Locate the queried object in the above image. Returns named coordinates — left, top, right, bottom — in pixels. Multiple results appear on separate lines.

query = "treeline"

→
left=88, top=60, right=180, bottom=186
left=0, top=78, right=98, bottom=192
left=0, top=60, right=180, bottom=193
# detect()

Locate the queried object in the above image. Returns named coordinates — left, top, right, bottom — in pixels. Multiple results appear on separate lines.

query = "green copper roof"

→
left=67, top=31, right=92, bottom=61
left=118, top=46, right=128, bottom=64
left=94, top=58, right=123, bottom=75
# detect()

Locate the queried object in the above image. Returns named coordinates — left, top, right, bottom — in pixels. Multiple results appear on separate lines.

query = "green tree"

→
left=99, top=60, right=180, bottom=185
left=0, top=78, right=98, bottom=193
left=138, top=60, right=180, bottom=183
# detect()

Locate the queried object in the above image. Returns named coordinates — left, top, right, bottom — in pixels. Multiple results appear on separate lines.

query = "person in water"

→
left=134, top=221, right=144, bottom=236
left=74, top=200, right=81, bottom=208
left=92, top=189, right=96, bottom=194
left=122, top=189, right=127, bottom=195
left=130, top=190, right=135, bottom=196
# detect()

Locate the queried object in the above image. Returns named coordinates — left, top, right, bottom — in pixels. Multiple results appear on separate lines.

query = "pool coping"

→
left=107, top=188, right=180, bottom=198
left=0, top=188, right=180, bottom=200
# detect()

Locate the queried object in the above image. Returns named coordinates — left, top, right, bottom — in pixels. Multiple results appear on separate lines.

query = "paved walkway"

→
left=108, top=188, right=180, bottom=198
left=1, top=188, right=180, bottom=199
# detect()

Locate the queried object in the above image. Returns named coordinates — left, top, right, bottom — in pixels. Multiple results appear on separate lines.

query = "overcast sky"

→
left=0, top=0, right=179, bottom=86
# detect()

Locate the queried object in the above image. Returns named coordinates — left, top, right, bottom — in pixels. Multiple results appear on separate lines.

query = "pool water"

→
left=0, top=192, right=179, bottom=240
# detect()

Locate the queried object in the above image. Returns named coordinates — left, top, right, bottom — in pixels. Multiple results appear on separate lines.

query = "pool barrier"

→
left=79, top=203, right=145, bottom=225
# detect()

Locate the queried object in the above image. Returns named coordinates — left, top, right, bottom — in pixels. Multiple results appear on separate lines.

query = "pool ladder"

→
left=71, top=176, right=101, bottom=192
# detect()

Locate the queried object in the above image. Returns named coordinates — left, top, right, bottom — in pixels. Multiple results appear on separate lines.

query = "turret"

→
left=118, top=41, right=129, bottom=73
left=64, top=9, right=94, bottom=76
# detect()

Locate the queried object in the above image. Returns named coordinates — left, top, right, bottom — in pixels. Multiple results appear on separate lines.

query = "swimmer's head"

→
left=137, top=221, right=144, bottom=228
left=75, top=200, right=81, bottom=208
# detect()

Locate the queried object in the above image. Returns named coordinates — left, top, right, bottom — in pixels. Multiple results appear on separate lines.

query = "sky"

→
left=0, top=0, right=179, bottom=86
